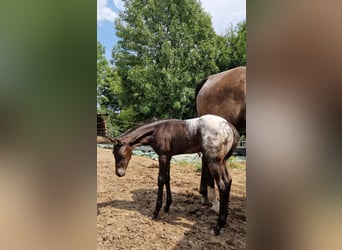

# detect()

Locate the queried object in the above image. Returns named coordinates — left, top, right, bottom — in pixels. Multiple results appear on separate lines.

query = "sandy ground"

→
left=97, top=147, right=246, bottom=249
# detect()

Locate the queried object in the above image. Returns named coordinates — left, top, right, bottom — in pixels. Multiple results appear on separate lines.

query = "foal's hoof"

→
left=210, top=226, right=221, bottom=236
left=210, top=204, right=220, bottom=215
left=201, top=197, right=210, bottom=206
left=152, top=212, right=159, bottom=220
left=164, top=207, right=170, bottom=213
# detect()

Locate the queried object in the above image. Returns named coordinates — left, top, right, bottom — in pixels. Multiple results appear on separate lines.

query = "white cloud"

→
left=113, top=0, right=124, bottom=11
left=97, top=0, right=117, bottom=23
left=200, top=0, right=246, bottom=34
left=97, top=0, right=246, bottom=33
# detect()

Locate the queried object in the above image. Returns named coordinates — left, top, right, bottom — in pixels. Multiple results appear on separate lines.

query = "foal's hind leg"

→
left=209, top=160, right=232, bottom=235
left=208, top=175, right=220, bottom=214
left=200, top=156, right=219, bottom=213
left=199, top=157, right=209, bottom=204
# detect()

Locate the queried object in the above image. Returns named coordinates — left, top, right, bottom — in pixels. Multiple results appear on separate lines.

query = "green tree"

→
left=97, top=41, right=124, bottom=135
left=97, top=41, right=121, bottom=113
left=217, top=20, right=246, bottom=71
left=112, top=0, right=220, bottom=122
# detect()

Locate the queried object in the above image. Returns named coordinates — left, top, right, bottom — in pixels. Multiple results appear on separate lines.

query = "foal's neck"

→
left=121, top=123, right=156, bottom=147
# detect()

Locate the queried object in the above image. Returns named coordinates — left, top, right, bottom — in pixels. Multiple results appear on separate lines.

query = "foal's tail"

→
left=224, top=125, right=240, bottom=160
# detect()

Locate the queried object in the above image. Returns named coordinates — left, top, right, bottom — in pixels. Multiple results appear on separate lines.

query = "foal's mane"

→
left=117, top=119, right=169, bottom=145
left=119, top=123, right=145, bottom=137
left=119, top=119, right=163, bottom=137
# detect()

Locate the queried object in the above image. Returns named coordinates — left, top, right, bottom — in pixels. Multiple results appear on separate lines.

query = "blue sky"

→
left=97, top=0, right=246, bottom=61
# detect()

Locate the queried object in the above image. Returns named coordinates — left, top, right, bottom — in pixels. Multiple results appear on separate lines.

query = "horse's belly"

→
left=174, top=146, right=201, bottom=155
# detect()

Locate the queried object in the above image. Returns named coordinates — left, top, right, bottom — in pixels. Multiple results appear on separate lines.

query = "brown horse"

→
left=195, top=66, right=246, bottom=211
left=111, top=114, right=240, bottom=235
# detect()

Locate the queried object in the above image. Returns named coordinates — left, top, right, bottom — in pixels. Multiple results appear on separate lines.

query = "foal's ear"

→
left=107, top=136, right=116, bottom=143
left=108, top=137, right=121, bottom=146
left=113, top=138, right=123, bottom=147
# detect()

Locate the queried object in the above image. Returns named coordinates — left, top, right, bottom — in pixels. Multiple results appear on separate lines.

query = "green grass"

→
left=227, top=156, right=245, bottom=170
left=193, top=162, right=202, bottom=172
left=174, top=161, right=202, bottom=172
left=173, top=156, right=245, bottom=173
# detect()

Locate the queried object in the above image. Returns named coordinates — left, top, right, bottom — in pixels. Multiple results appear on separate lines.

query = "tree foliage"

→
left=112, top=0, right=220, bottom=121
left=98, top=1, right=246, bottom=132
left=97, top=41, right=126, bottom=135
left=216, top=20, right=246, bottom=71
left=97, top=41, right=121, bottom=114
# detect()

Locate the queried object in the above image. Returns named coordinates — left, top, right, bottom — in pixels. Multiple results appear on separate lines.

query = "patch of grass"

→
left=173, top=156, right=245, bottom=172
left=172, top=161, right=202, bottom=172
left=193, top=162, right=202, bottom=172
left=227, top=156, right=245, bottom=170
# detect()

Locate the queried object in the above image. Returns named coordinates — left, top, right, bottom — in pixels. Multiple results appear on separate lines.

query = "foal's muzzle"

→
left=116, top=168, right=125, bottom=177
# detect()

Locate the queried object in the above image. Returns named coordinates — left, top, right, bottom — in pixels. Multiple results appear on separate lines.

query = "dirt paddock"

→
left=97, top=147, right=246, bottom=249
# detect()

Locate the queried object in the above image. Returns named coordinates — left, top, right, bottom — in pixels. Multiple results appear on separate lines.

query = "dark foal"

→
left=111, top=114, right=240, bottom=235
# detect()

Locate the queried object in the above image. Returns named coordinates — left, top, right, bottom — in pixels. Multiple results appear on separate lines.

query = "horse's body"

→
left=112, top=114, right=240, bottom=235
left=196, top=66, right=246, bottom=131
left=195, top=67, right=246, bottom=211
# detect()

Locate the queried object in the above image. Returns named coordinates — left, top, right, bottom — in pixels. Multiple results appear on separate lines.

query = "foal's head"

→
left=112, top=139, right=133, bottom=177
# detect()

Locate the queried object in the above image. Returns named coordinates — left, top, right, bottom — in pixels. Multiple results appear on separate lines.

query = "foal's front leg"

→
left=152, top=155, right=172, bottom=218
left=164, top=157, right=172, bottom=213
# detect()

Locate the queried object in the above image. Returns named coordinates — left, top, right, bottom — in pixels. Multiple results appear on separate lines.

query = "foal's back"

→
left=187, top=115, right=238, bottom=159
left=150, top=115, right=237, bottom=158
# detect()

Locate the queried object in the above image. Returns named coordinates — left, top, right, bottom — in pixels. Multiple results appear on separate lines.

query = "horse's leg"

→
left=152, top=155, right=168, bottom=219
left=200, top=156, right=219, bottom=212
left=209, top=151, right=236, bottom=214
left=199, top=157, right=209, bottom=204
left=209, top=160, right=232, bottom=235
left=164, top=156, right=172, bottom=213
left=207, top=173, right=220, bottom=214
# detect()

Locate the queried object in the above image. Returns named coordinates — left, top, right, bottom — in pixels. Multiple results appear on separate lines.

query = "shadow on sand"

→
left=98, top=188, right=246, bottom=249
